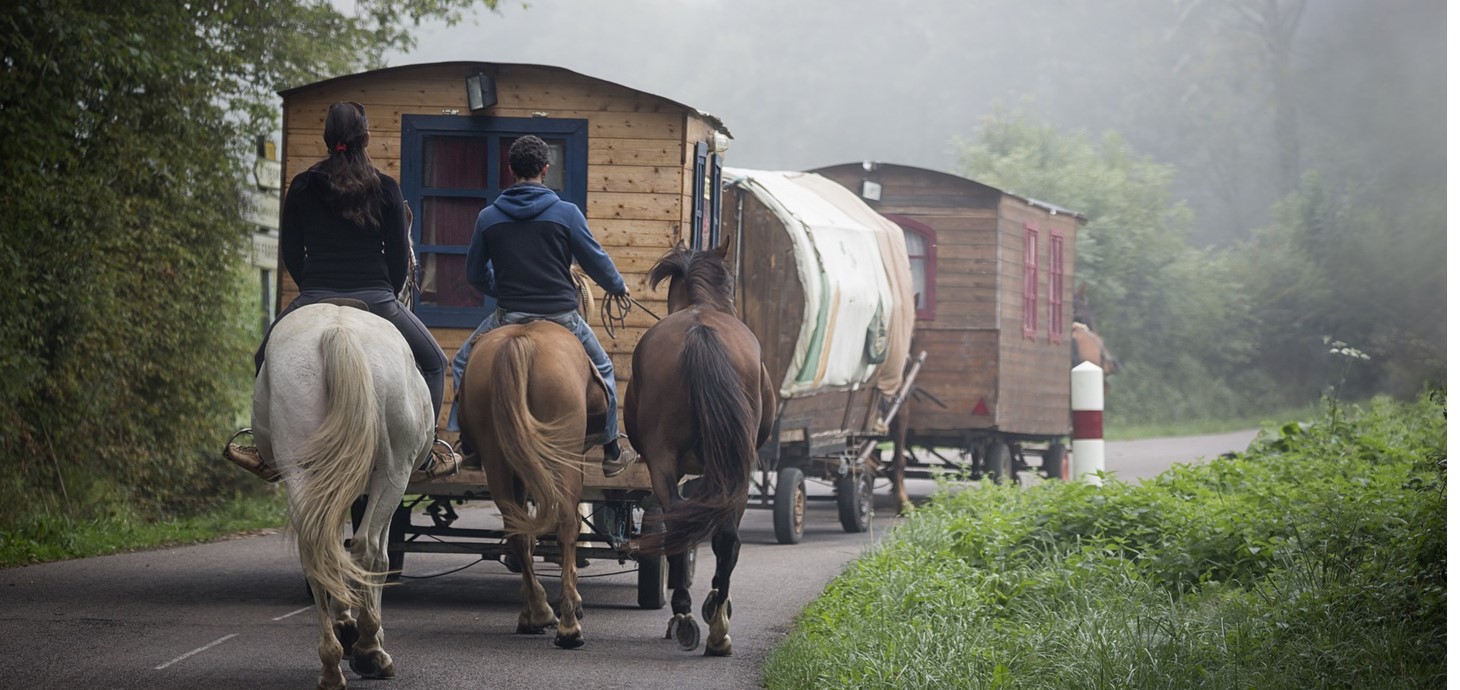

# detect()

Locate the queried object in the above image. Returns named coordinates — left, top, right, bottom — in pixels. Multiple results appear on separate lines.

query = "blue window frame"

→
left=400, top=115, right=588, bottom=328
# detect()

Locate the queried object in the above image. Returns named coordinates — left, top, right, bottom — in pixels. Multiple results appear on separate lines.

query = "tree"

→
left=957, top=110, right=1261, bottom=422
left=0, top=0, right=496, bottom=524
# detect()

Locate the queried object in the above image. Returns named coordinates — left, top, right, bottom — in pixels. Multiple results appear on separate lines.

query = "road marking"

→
left=272, top=606, right=312, bottom=621
left=154, top=634, right=238, bottom=670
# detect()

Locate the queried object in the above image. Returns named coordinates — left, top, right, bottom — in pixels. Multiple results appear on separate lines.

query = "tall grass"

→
left=764, top=392, right=1445, bottom=689
left=0, top=489, right=287, bottom=567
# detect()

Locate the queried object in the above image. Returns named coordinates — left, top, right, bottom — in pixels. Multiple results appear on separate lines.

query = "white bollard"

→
left=1071, top=361, right=1105, bottom=485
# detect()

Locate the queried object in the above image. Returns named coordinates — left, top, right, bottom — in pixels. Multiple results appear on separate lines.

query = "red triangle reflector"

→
left=972, top=399, right=990, bottom=416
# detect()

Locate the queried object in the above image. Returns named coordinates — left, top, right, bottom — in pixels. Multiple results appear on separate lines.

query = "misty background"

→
left=386, top=0, right=1446, bottom=420
left=386, top=0, right=1444, bottom=247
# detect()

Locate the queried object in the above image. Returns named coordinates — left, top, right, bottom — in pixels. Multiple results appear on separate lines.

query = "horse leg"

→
left=891, top=411, right=912, bottom=515
left=311, top=590, right=348, bottom=690
left=644, top=457, right=697, bottom=649
left=552, top=504, right=585, bottom=649
left=702, top=515, right=742, bottom=657
left=509, top=530, right=557, bottom=634
left=345, top=496, right=394, bottom=679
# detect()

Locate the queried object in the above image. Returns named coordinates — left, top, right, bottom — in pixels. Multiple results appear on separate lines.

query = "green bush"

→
left=764, top=391, right=1445, bottom=689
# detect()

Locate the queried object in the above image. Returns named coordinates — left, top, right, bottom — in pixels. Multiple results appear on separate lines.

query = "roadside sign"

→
left=250, top=232, right=278, bottom=270
left=253, top=158, right=282, bottom=190
left=241, top=188, right=280, bottom=230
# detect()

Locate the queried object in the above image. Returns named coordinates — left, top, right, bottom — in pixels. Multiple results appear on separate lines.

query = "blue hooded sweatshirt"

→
left=465, top=183, right=625, bottom=314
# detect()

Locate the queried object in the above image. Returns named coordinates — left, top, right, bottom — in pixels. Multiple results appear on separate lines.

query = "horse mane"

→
left=648, top=245, right=736, bottom=314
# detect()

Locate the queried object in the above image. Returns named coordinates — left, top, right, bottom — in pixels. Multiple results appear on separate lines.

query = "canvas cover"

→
left=725, top=168, right=916, bottom=399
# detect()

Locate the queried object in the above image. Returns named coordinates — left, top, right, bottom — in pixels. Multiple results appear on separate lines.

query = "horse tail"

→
left=652, top=323, right=754, bottom=555
left=292, top=322, right=382, bottom=610
left=488, top=333, right=580, bottom=538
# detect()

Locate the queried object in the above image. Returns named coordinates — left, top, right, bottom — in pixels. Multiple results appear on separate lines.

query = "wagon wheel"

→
left=386, top=503, right=410, bottom=581
left=636, top=553, right=668, bottom=609
left=1042, top=442, right=1067, bottom=481
left=984, top=438, right=1014, bottom=483
left=772, top=467, right=806, bottom=544
left=836, top=468, right=875, bottom=533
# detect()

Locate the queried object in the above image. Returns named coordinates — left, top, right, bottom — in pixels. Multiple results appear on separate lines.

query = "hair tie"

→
left=334, top=142, right=348, bottom=153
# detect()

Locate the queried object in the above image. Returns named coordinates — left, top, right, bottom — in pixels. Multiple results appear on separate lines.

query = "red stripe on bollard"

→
left=1072, top=410, right=1103, bottom=440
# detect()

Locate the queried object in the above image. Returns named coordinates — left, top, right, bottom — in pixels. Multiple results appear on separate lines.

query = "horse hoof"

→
left=349, top=650, right=394, bottom=679
left=553, top=632, right=585, bottom=650
left=672, top=615, right=701, bottom=652
left=517, top=620, right=555, bottom=635
left=704, top=640, right=733, bottom=657
left=701, top=590, right=731, bottom=621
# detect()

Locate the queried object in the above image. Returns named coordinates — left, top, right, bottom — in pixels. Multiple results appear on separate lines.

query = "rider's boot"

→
left=223, top=429, right=280, bottom=483
left=410, top=438, right=461, bottom=483
left=601, top=437, right=639, bottom=479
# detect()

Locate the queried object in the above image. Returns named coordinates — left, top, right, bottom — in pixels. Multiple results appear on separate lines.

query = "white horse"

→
left=253, top=302, right=433, bottom=690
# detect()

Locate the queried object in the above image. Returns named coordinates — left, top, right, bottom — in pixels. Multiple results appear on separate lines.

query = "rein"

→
left=599, top=292, right=661, bottom=340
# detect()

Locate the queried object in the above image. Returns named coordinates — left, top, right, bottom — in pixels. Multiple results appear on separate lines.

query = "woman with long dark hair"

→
left=227, top=101, right=457, bottom=481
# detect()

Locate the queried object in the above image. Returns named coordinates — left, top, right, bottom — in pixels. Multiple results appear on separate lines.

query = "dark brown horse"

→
left=456, top=320, right=610, bottom=650
left=624, top=242, right=776, bottom=656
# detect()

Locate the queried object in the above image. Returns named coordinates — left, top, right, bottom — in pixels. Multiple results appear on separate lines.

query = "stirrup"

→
left=223, top=429, right=280, bottom=483
left=411, top=439, right=461, bottom=483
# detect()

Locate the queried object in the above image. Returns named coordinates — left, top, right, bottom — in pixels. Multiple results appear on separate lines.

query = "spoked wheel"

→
left=836, top=469, right=874, bottom=533
left=772, top=466, right=806, bottom=544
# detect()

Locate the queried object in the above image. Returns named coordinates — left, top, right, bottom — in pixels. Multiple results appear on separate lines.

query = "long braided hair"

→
left=313, top=101, right=383, bottom=230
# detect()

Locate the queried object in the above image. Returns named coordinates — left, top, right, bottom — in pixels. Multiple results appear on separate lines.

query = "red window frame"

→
left=887, top=214, right=937, bottom=320
left=1048, top=233, right=1064, bottom=342
left=1022, top=223, right=1038, bottom=338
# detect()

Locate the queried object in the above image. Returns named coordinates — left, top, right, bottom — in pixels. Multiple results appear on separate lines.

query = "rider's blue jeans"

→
left=448, top=309, right=618, bottom=444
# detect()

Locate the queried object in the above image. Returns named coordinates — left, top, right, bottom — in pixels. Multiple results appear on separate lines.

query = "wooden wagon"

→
left=811, top=162, right=1085, bottom=483
left=276, top=61, right=731, bottom=608
left=719, top=168, right=923, bottom=544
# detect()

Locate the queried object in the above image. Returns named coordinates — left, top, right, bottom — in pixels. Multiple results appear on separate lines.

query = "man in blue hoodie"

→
left=451, top=135, right=637, bottom=477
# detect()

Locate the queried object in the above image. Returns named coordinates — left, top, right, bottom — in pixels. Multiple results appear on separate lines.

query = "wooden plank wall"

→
left=993, top=197, right=1079, bottom=436
left=814, top=164, right=1082, bottom=440
left=279, top=64, right=715, bottom=432
left=725, top=188, right=806, bottom=389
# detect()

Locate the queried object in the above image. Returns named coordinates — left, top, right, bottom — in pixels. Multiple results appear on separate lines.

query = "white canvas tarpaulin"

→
left=725, top=168, right=916, bottom=399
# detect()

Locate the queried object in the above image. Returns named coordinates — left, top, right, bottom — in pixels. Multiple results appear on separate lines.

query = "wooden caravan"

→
left=812, top=162, right=1084, bottom=480
left=278, top=61, right=728, bottom=444
left=276, top=62, right=730, bottom=607
left=721, top=168, right=920, bottom=540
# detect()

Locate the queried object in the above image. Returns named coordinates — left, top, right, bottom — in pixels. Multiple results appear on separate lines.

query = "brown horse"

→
left=624, top=242, right=776, bottom=656
left=456, top=320, right=610, bottom=650
left=1072, top=285, right=1120, bottom=383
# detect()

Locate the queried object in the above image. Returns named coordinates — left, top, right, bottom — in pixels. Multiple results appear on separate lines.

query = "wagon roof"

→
left=812, top=161, right=1086, bottom=222
left=278, top=61, right=731, bottom=138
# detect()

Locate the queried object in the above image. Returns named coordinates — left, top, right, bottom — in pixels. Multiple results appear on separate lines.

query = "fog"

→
left=386, top=0, right=1445, bottom=247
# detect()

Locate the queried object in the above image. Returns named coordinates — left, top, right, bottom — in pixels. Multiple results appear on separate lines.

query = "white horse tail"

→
left=293, top=322, right=382, bottom=610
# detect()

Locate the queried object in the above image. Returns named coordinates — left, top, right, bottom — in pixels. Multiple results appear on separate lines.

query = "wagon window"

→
left=401, top=115, right=589, bottom=328
left=1023, top=223, right=1038, bottom=339
left=887, top=215, right=936, bottom=320
left=1048, top=233, right=1065, bottom=342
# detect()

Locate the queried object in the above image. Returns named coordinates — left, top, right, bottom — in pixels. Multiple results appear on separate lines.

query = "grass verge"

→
left=763, top=392, right=1445, bottom=689
left=0, top=489, right=288, bottom=568
left=1104, top=403, right=1320, bottom=440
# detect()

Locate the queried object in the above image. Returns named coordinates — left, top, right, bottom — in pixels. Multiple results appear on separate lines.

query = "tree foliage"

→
left=0, top=0, right=494, bottom=525
left=957, top=112, right=1258, bottom=422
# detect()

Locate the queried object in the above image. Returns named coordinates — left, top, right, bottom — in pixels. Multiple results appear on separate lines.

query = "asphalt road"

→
left=0, top=431, right=1256, bottom=690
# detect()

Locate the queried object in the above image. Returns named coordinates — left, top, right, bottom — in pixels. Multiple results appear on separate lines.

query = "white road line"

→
left=272, top=606, right=312, bottom=621
left=154, top=634, right=238, bottom=670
